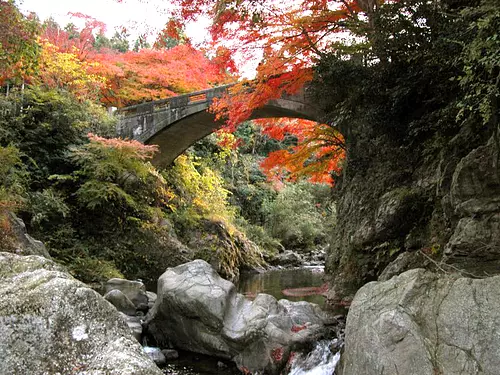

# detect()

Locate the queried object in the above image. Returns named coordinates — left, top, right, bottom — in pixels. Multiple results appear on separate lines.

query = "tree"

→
left=164, top=0, right=382, bottom=182
left=41, top=13, right=106, bottom=59
left=154, top=19, right=188, bottom=50
left=168, top=0, right=380, bottom=127
left=0, top=0, right=40, bottom=85
left=93, top=44, right=234, bottom=107
left=35, top=39, right=106, bottom=101
left=457, top=0, right=500, bottom=129
left=257, top=119, right=345, bottom=185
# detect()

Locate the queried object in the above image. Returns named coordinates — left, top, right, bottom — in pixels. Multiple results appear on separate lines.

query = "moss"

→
left=67, top=257, right=124, bottom=284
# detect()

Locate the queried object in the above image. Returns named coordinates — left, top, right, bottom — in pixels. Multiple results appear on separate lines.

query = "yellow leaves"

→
left=167, top=154, right=235, bottom=222
left=35, top=39, right=107, bottom=101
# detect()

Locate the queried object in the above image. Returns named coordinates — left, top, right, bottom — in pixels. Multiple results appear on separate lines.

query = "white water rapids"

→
left=288, top=339, right=342, bottom=375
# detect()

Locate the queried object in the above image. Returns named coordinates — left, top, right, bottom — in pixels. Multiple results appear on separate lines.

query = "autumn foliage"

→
left=0, top=0, right=40, bottom=84
left=35, top=40, right=106, bottom=101
left=1, top=0, right=365, bottom=185
left=166, top=0, right=379, bottom=184
left=256, top=119, right=345, bottom=186
left=93, top=45, right=234, bottom=107
left=170, top=0, right=378, bottom=127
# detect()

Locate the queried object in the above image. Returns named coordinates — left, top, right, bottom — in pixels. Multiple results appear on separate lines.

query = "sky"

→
left=18, top=0, right=210, bottom=45
left=17, top=0, right=259, bottom=78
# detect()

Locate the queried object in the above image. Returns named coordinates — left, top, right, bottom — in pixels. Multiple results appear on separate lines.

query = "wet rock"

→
left=145, top=260, right=335, bottom=374
left=104, top=289, right=136, bottom=316
left=162, top=349, right=179, bottom=360
left=0, top=252, right=162, bottom=375
left=105, top=278, right=148, bottom=308
left=119, top=313, right=143, bottom=342
left=339, top=269, right=500, bottom=375
left=144, top=347, right=166, bottom=366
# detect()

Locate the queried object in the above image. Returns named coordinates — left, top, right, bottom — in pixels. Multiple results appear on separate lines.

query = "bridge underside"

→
left=148, top=103, right=319, bottom=166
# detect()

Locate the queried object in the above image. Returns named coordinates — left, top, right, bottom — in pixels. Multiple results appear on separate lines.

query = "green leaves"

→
left=67, top=134, right=170, bottom=230
left=76, top=180, right=136, bottom=210
left=457, top=0, right=500, bottom=126
left=0, top=0, right=41, bottom=84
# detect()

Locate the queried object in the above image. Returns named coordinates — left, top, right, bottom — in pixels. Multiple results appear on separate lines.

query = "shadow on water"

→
left=162, top=350, right=240, bottom=375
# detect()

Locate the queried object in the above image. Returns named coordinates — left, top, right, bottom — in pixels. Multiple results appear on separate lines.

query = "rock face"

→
left=8, top=213, right=51, bottom=258
left=445, top=136, right=500, bottom=274
left=326, top=123, right=500, bottom=303
left=145, top=260, right=335, bottom=374
left=0, top=252, right=162, bottom=375
left=339, top=269, right=500, bottom=375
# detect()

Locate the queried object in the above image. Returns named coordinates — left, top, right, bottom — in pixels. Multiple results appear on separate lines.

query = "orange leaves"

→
left=29, top=14, right=233, bottom=107
left=211, top=65, right=313, bottom=130
left=257, top=119, right=345, bottom=186
left=165, top=0, right=362, bottom=184
left=35, top=39, right=107, bottom=101
left=92, top=44, right=233, bottom=107
left=42, top=13, right=106, bottom=60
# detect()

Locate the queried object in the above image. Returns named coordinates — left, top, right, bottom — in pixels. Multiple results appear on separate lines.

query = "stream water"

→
left=160, top=267, right=340, bottom=375
left=237, top=266, right=326, bottom=307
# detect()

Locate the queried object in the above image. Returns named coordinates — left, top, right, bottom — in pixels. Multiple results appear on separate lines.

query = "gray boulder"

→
left=378, top=251, right=429, bottom=281
left=0, top=252, right=162, bottom=375
left=339, top=269, right=500, bottom=375
left=105, top=289, right=137, bottom=316
left=8, top=213, right=51, bottom=258
left=145, top=260, right=335, bottom=374
left=276, top=250, right=302, bottom=267
left=105, top=278, right=148, bottom=308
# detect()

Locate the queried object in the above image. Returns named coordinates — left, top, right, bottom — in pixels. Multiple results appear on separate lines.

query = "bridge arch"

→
left=117, top=85, right=323, bottom=166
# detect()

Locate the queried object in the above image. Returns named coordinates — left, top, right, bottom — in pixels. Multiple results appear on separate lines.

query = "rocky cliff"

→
left=325, top=117, right=499, bottom=304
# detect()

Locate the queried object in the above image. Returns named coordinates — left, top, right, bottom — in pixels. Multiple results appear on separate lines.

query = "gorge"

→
left=1, top=0, right=499, bottom=374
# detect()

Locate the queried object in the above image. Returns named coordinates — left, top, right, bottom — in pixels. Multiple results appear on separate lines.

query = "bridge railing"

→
left=116, top=84, right=233, bottom=119
left=116, top=84, right=233, bottom=142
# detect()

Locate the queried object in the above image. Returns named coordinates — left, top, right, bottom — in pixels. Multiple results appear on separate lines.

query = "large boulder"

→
left=105, top=278, right=148, bottom=309
left=0, top=252, right=162, bottom=375
left=145, top=260, right=335, bottom=374
left=339, top=269, right=500, bottom=375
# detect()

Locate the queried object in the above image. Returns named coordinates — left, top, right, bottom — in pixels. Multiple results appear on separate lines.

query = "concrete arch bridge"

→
left=117, top=84, right=323, bottom=165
